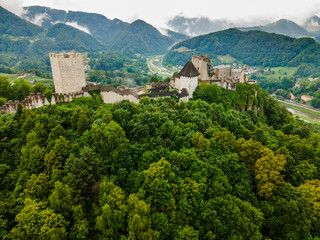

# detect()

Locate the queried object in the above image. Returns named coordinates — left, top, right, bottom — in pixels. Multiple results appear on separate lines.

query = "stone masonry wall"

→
left=0, top=92, right=87, bottom=114
left=49, top=52, right=86, bottom=94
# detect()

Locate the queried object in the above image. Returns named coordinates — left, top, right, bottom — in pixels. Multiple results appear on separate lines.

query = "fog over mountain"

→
left=303, top=15, right=320, bottom=32
left=166, top=15, right=320, bottom=40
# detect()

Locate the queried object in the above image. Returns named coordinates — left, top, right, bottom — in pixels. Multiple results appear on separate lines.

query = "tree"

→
left=24, top=173, right=50, bottom=200
left=260, top=184, right=312, bottom=240
left=254, top=149, right=286, bottom=199
left=96, top=180, right=128, bottom=239
left=90, top=121, right=128, bottom=158
left=49, top=181, right=74, bottom=219
left=299, top=180, right=320, bottom=235
left=127, top=194, right=160, bottom=240
left=235, top=138, right=265, bottom=172
left=192, top=132, right=210, bottom=157
left=12, top=78, right=34, bottom=101
left=0, top=97, right=7, bottom=107
left=149, top=75, right=161, bottom=83
left=34, top=83, right=47, bottom=94
left=64, top=147, right=100, bottom=205
left=0, top=76, right=12, bottom=99
left=174, top=225, right=199, bottom=240
left=10, top=198, right=68, bottom=239
left=21, top=145, right=45, bottom=174
left=201, top=195, right=263, bottom=240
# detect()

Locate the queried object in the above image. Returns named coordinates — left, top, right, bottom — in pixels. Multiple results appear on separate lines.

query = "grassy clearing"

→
left=174, top=46, right=191, bottom=52
left=293, top=115, right=320, bottom=125
left=263, top=67, right=298, bottom=80
left=0, top=72, right=53, bottom=86
left=279, top=102, right=320, bottom=117
left=279, top=102, right=320, bottom=125
left=0, top=72, right=18, bottom=82
left=218, top=54, right=235, bottom=63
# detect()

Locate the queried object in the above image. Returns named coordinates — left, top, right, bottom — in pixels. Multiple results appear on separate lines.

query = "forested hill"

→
left=0, top=6, right=42, bottom=36
left=23, top=6, right=188, bottom=57
left=163, top=28, right=320, bottom=76
left=105, top=20, right=175, bottom=56
left=1, top=83, right=320, bottom=239
left=47, top=23, right=105, bottom=52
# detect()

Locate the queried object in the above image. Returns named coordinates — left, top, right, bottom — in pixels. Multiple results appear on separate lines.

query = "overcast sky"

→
left=2, top=0, right=320, bottom=28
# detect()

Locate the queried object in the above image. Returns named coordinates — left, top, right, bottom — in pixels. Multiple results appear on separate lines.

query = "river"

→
left=286, top=107, right=320, bottom=123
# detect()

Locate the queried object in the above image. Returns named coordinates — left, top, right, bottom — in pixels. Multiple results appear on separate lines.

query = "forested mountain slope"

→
left=0, top=6, right=42, bottom=36
left=164, top=28, right=320, bottom=77
left=23, top=6, right=186, bottom=57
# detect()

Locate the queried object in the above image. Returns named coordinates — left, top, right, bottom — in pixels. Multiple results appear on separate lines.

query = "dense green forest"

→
left=1, top=82, right=320, bottom=239
left=163, top=29, right=320, bottom=77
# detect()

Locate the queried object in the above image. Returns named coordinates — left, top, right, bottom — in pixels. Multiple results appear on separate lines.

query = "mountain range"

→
left=239, top=19, right=313, bottom=38
left=167, top=15, right=320, bottom=40
left=22, top=6, right=188, bottom=56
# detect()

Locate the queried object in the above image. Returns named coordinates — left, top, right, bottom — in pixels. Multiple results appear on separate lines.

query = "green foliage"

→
left=1, top=86, right=320, bottom=239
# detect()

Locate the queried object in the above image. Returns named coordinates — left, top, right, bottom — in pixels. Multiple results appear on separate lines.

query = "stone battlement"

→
left=49, top=52, right=83, bottom=59
left=0, top=91, right=88, bottom=114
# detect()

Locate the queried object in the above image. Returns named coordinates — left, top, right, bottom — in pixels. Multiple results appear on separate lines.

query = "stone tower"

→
left=191, top=55, right=211, bottom=80
left=49, top=52, right=86, bottom=94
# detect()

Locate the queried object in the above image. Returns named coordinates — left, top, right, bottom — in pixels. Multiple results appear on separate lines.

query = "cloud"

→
left=1, top=0, right=26, bottom=16
left=65, top=21, right=91, bottom=34
left=26, top=13, right=51, bottom=26
left=159, top=28, right=169, bottom=36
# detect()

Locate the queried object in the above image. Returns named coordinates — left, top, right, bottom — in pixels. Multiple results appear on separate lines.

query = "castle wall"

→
left=192, top=55, right=210, bottom=80
left=213, top=66, right=230, bottom=81
left=101, top=91, right=139, bottom=104
left=0, top=92, right=87, bottom=114
left=49, top=52, right=86, bottom=94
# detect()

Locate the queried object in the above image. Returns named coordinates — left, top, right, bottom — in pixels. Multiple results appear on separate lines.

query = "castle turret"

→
left=49, top=52, right=86, bottom=94
left=173, top=61, right=200, bottom=98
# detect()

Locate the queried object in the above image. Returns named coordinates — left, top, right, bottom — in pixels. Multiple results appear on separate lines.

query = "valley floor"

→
left=277, top=99, right=320, bottom=124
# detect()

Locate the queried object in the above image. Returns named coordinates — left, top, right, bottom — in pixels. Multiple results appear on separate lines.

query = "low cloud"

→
left=159, top=28, right=169, bottom=36
left=26, top=13, right=50, bottom=26
left=1, top=0, right=26, bottom=16
left=65, top=21, right=91, bottom=35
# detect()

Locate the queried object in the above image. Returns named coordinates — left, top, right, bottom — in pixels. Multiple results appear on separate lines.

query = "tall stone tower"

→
left=49, top=52, right=86, bottom=94
left=191, top=55, right=211, bottom=80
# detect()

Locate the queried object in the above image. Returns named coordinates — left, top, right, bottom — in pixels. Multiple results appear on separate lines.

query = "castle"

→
left=192, top=55, right=249, bottom=90
left=169, top=55, right=253, bottom=99
left=0, top=52, right=253, bottom=114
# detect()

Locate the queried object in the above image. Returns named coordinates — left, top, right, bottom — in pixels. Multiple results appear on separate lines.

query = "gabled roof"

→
left=178, top=61, right=200, bottom=78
